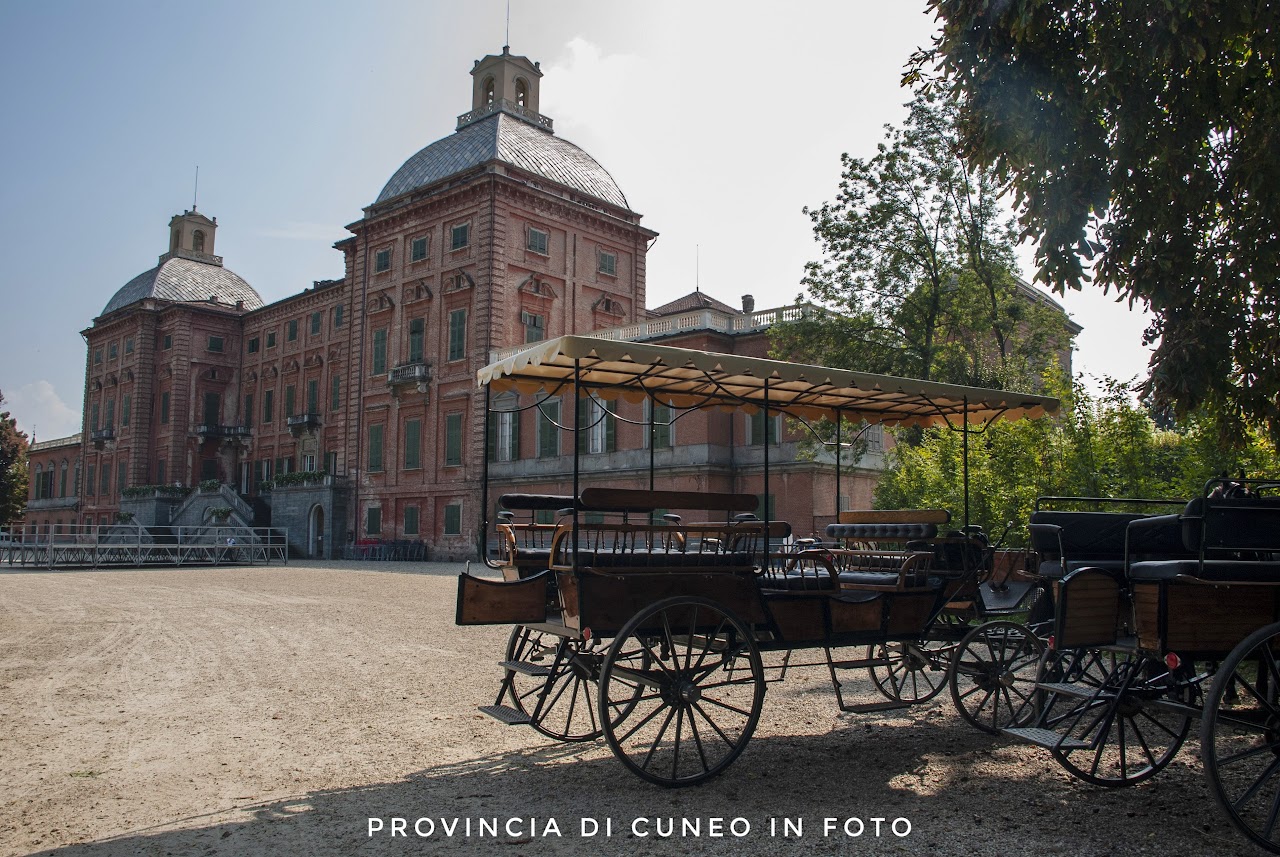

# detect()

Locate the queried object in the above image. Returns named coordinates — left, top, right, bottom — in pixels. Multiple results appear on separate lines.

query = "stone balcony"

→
left=196, top=424, right=252, bottom=446
left=388, top=362, right=431, bottom=395
left=287, top=413, right=323, bottom=436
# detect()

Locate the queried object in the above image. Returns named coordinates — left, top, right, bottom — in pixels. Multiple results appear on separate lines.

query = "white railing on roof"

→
left=490, top=303, right=818, bottom=363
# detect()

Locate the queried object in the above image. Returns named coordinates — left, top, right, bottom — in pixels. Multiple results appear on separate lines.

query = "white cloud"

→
left=5, top=380, right=81, bottom=441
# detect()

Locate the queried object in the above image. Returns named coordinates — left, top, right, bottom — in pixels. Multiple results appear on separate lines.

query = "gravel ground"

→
left=0, top=561, right=1261, bottom=857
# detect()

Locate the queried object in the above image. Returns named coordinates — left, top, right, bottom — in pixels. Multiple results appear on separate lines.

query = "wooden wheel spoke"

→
left=639, top=706, right=678, bottom=772
left=1231, top=755, right=1280, bottom=814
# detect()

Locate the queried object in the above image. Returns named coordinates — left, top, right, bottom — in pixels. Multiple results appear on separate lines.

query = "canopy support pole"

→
left=835, top=409, right=843, bottom=522
left=763, top=378, right=770, bottom=535
left=648, top=400, right=656, bottom=520
left=962, top=396, right=970, bottom=530
left=480, top=384, right=492, bottom=563
left=572, top=361, right=581, bottom=571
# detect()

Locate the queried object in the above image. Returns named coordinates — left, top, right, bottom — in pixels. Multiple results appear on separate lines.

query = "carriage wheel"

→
left=866, top=640, right=951, bottom=704
left=597, top=596, right=765, bottom=787
left=1201, top=621, right=1280, bottom=854
left=505, top=626, right=603, bottom=743
left=949, top=620, right=1044, bottom=734
left=1041, top=647, right=1193, bottom=787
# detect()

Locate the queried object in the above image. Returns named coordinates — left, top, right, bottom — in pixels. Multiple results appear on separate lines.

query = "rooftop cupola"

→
left=458, top=46, right=552, bottom=132
left=163, top=209, right=221, bottom=266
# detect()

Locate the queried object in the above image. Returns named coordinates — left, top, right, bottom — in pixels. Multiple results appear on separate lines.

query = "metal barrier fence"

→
left=341, top=539, right=428, bottom=561
left=0, top=524, right=288, bottom=569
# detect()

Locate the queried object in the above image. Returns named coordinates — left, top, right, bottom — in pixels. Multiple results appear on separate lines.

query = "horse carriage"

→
left=455, top=335, right=1057, bottom=786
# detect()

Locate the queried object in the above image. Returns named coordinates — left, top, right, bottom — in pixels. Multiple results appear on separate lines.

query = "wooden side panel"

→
left=575, top=570, right=767, bottom=637
left=839, top=509, right=951, bottom=525
left=1132, top=582, right=1161, bottom=652
left=455, top=572, right=550, bottom=626
left=1165, top=585, right=1280, bottom=655
left=580, top=487, right=757, bottom=514
left=885, top=592, right=937, bottom=636
left=828, top=596, right=884, bottom=635
left=1057, top=571, right=1121, bottom=649
left=766, top=597, right=829, bottom=643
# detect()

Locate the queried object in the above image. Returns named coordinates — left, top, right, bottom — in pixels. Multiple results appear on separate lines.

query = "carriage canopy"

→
left=479, top=335, right=1060, bottom=428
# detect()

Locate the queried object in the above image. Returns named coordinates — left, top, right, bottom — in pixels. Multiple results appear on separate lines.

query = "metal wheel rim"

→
left=867, top=640, right=951, bottom=704
left=597, top=596, right=764, bottom=787
left=949, top=620, right=1044, bottom=734
left=505, top=626, right=603, bottom=743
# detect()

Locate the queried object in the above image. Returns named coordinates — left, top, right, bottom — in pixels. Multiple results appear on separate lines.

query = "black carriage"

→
left=456, top=335, right=1058, bottom=786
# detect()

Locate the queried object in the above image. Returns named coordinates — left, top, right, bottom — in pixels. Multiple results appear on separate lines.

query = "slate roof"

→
left=101, top=256, right=263, bottom=317
left=375, top=112, right=629, bottom=210
left=650, top=290, right=742, bottom=317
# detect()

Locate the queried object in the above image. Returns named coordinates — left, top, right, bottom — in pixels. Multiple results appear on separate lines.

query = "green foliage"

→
left=263, top=470, right=329, bottom=490
left=122, top=483, right=192, bottom=498
left=0, top=391, right=30, bottom=524
left=775, top=89, right=1072, bottom=391
left=875, top=377, right=1280, bottom=544
left=916, top=0, right=1280, bottom=440
left=198, top=479, right=221, bottom=493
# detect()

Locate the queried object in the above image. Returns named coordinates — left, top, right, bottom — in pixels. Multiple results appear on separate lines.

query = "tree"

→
left=874, top=376, right=1279, bottom=543
left=0, top=390, right=30, bottom=525
left=777, top=89, right=1071, bottom=391
left=915, top=1, right=1280, bottom=441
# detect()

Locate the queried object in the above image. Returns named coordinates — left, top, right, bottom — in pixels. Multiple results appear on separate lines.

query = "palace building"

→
left=20, top=48, right=1075, bottom=558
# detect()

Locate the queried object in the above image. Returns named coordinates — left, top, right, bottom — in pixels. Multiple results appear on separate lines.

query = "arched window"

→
left=60, top=460, right=68, bottom=498
left=483, top=77, right=495, bottom=105
left=515, top=78, right=528, bottom=107
left=33, top=464, right=43, bottom=500
left=193, top=229, right=205, bottom=253
left=171, top=228, right=180, bottom=251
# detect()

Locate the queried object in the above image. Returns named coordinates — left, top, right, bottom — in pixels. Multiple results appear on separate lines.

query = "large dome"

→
left=102, top=256, right=263, bottom=317
left=376, top=112, right=629, bottom=210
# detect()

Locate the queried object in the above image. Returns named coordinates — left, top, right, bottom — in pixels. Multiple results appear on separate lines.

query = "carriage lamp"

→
left=1165, top=652, right=1181, bottom=671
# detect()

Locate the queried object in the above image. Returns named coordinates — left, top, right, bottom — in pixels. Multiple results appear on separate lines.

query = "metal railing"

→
left=1, top=524, right=288, bottom=569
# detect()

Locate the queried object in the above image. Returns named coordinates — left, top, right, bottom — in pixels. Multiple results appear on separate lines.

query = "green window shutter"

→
left=122, top=394, right=131, bottom=427
left=306, top=380, right=318, bottom=414
left=86, top=464, right=95, bottom=496
left=366, top=506, right=381, bottom=535
left=448, top=310, right=467, bottom=361
left=404, top=505, right=419, bottom=535
left=444, top=503, right=462, bottom=535
left=605, top=409, right=616, bottom=452
left=285, top=386, right=296, bottom=418
left=409, top=318, right=424, bottom=363
left=577, top=398, right=588, bottom=454
left=508, top=409, right=520, bottom=461
left=368, top=424, right=384, bottom=472
left=372, top=328, right=387, bottom=375
left=538, top=399, right=559, bottom=458
left=263, top=390, right=273, bottom=423
left=117, top=461, right=127, bottom=494
left=404, top=419, right=421, bottom=469
left=445, top=413, right=463, bottom=465
left=244, top=394, right=253, bottom=427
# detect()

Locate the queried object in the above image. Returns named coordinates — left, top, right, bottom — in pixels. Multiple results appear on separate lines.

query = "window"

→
left=86, top=464, right=95, bottom=496
left=244, top=394, right=254, bottom=426
left=334, top=304, right=344, bottom=328
left=450, top=223, right=469, bottom=250
left=124, top=337, right=134, bottom=355
left=263, top=389, right=274, bottom=423
left=208, top=336, right=224, bottom=353
left=122, top=394, right=131, bottom=427
left=160, top=392, right=170, bottom=425
left=100, top=465, right=110, bottom=495
left=266, top=331, right=277, bottom=348
left=488, top=394, right=519, bottom=462
left=537, top=398, right=560, bottom=459
left=90, top=403, right=100, bottom=431
left=410, top=236, right=428, bottom=262
left=647, top=401, right=673, bottom=449
left=94, top=348, right=103, bottom=365
left=310, top=311, right=322, bottom=335
left=156, top=459, right=165, bottom=485
left=193, top=229, right=205, bottom=253
left=117, top=461, right=127, bottom=495
left=287, top=320, right=298, bottom=342
left=366, top=505, right=382, bottom=535
left=375, top=248, right=391, bottom=273
left=306, top=379, right=318, bottom=414
left=408, top=318, right=424, bottom=363
left=368, top=424, right=384, bottom=472
left=756, top=494, right=777, bottom=521
left=444, top=503, right=462, bottom=536
left=522, top=311, right=545, bottom=343
left=372, top=328, right=388, bottom=375
left=404, top=505, right=419, bottom=536
left=59, top=462, right=68, bottom=498
left=105, top=399, right=115, bottom=429
left=404, top=419, right=421, bottom=469
left=203, top=392, right=220, bottom=426
left=108, top=342, right=118, bottom=360
left=579, top=396, right=616, bottom=454
left=448, top=309, right=467, bottom=361
left=326, top=451, right=338, bottom=474
left=483, top=76, right=495, bottom=105
left=748, top=410, right=779, bottom=446
left=865, top=424, right=884, bottom=452
left=527, top=227, right=548, bottom=255
left=162, top=334, right=173, bottom=350
left=445, top=413, right=463, bottom=465
left=248, top=337, right=259, bottom=354
left=331, top=375, right=341, bottom=411
left=284, top=385, right=296, bottom=418
left=598, top=250, right=617, bottom=276
left=515, top=77, right=528, bottom=107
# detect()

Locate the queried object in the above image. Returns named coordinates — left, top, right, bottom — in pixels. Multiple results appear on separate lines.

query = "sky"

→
left=0, top=1, right=1154, bottom=441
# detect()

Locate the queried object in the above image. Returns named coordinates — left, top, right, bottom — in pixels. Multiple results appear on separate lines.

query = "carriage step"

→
left=1035, top=681, right=1103, bottom=700
left=840, top=700, right=914, bottom=714
left=479, top=705, right=531, bottom=725
left=500, top=659, right=551, bottom=677
left=1001, top=727, right=1089, bottom=750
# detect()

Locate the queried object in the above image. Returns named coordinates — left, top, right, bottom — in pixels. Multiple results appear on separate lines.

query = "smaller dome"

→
left=102, top=256, right=263, bottom=317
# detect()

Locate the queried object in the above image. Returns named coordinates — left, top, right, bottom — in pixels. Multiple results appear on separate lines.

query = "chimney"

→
left=741, top=294, right=755, bottom=314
